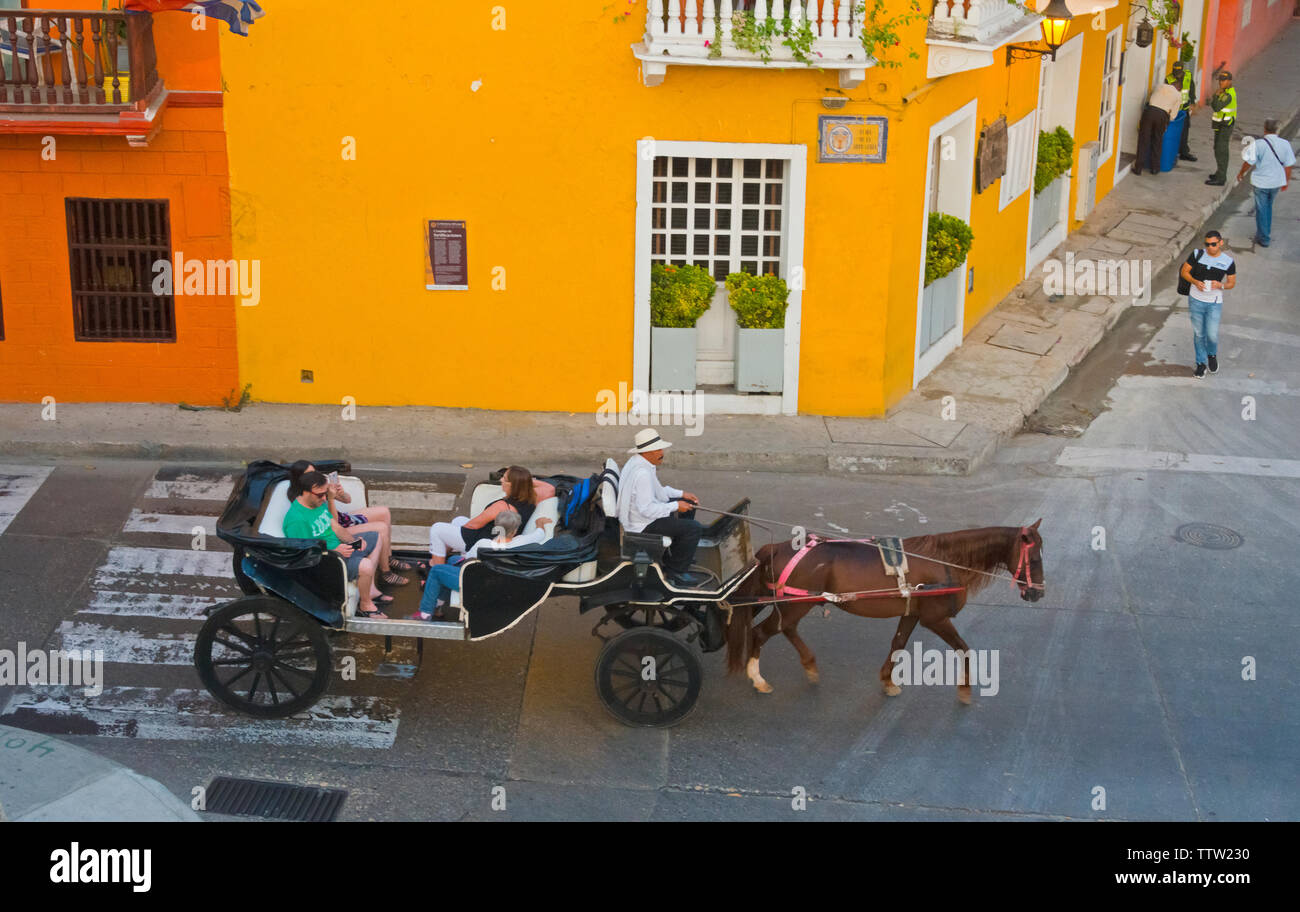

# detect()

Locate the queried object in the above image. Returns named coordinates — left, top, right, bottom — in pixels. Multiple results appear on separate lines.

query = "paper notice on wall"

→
left=425, top=220, right=468, bottom=290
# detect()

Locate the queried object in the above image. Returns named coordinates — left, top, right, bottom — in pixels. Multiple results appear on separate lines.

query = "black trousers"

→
left=1135, top=105, right=1170, bottom=174
left=644, top=510, right=703, bottom=575
left=1179, top=109, right=1192, bottom=156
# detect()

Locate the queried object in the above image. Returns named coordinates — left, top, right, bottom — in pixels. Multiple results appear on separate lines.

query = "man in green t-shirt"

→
left=285, top=471, right=387, bottom=618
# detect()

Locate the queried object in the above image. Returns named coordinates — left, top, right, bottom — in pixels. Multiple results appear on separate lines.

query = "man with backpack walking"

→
left=1236, top=120, right=1295, bottom=248
left=1178, top=231, right=1237, bottom=379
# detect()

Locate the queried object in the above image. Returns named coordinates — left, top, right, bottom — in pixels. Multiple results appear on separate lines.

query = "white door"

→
left=1180, top=0, right=1205, bottom=89
left=1117, top=24, right=1153, bottom=159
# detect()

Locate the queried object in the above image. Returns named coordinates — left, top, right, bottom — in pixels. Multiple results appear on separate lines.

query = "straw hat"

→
left=628, top=428, right=673, bottom=454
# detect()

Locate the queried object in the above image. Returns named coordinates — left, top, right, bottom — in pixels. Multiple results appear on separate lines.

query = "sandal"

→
left=389, top=558, right=422, bottom=572
left=381, top=570, right=410, bottom=587
left=356, top=606, right=388, bottom=619
left=371, top=593, right=395, bottom=605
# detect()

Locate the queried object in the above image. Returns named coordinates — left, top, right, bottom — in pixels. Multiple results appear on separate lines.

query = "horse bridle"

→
left=1012, top=527, right=1044, bottom=595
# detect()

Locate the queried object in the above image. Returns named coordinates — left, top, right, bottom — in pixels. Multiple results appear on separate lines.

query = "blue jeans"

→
left=1253, top=185, right=1278, bottom=245
left=419, top=562, right=463, bottom=616
left=1188, top=297, right=1221, bottom=365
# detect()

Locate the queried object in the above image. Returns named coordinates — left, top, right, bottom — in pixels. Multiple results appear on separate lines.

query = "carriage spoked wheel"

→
left=195, top=595, right=332, bottom=719
left=595, top=627, right=703, bottom=727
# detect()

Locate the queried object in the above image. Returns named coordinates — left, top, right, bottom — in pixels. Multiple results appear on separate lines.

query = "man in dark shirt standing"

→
left=1178, top=230, right=1237, bottom=378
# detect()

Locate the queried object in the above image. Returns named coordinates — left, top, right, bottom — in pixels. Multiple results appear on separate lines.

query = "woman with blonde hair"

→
left=427, top=465, right=555, bottom=565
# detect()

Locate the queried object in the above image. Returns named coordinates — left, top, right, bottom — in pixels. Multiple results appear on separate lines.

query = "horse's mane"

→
left=904, top=527, right=1013, bottom=597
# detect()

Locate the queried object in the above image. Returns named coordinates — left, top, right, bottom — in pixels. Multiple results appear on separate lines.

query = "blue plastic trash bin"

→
left=1160, top=110, right=1187, bottom=172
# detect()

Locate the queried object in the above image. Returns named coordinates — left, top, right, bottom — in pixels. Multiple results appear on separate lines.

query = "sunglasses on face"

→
left=1206, top=241, right=1221, bottom=247
left=310, top=488, right=329, bottom=498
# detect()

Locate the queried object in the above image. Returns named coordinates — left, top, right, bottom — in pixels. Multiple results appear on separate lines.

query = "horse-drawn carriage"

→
left=196, top=459, right=756, bottom=728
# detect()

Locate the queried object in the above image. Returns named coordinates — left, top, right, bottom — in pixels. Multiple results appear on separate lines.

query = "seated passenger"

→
left=284, top=471, right=389, bottom=618
left=412, top=510, right=553, bottom=621
left=288, top=460, right=414, bottom=587
left=617, top=428, right=705, bottom=588
left=427, top=465, right=556, bottom=565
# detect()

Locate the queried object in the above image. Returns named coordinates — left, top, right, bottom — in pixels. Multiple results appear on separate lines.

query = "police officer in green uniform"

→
left=1206, top=70, right=1237, bottom=185
left=1167, top=61, right=1197, bottom=162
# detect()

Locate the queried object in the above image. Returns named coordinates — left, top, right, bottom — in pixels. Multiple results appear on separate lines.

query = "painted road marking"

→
left=1219, top=325, right=1300, bottom=349
left=1, top=688, right=399, bottom=749
left=144, top=477, right=237, bottom=501
left=364, top=489, right=457, bottom=511
left=123, top=510, right=219, bottom=537
left=0, top=464, right=54, bottom=536
left=94, top=546, right=233, bottom=581
left=1057, top=446, right=1300, bottom=479
left=84, top=591, right=227, bottom=620
left=391, top=524, right=431, bottom=548
left=1116, top=375, right=1300, bottom=396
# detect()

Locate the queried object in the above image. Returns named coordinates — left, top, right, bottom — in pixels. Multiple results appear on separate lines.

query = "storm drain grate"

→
left=204, top=777, right=347, bottom=822
left=1174, top=523, right=1244, bottom=550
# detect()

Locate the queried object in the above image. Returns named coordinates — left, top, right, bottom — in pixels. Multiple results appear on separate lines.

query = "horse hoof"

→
left=957, top=688, right=972, bottom=705
left=883, top=684, right=901, bottom=697
left=754, top=681, right=774, bottom=694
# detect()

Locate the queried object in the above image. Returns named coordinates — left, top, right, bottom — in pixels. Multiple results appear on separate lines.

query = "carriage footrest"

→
left=344, top=617, right=468, bottom=640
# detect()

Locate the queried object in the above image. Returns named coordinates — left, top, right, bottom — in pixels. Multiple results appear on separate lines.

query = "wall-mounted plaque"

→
left=426, top=220, right=468, bottom=290
left=817, top=115, right=888, bottom=163
left=977, top=116, right=1008, bottom=193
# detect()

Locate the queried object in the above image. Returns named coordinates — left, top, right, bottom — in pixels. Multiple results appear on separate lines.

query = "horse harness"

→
left=766, top=533, right=966, bottom=614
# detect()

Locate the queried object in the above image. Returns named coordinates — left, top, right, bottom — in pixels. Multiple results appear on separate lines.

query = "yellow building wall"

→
left=221, top=3, right=1114, bottom=417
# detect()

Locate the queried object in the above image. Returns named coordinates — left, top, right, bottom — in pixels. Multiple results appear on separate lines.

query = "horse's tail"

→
left=725, top=598, right=753, bottom=674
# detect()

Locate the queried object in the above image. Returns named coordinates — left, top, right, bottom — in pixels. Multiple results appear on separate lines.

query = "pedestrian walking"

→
left=1178, top=230, right=1236, bottom=379
left=1206, top=70, right=1237, bottom=185
left=1236, top=119, right=1295, bottom=248
left=1166, top=60, right=1197, bottom=162
left=1134, top=83, right=1181, bottom=175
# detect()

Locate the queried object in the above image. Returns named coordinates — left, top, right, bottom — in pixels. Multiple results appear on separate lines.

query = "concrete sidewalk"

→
left=0, top=724, right=199, bottom=821
left=1, top=24, right=1296, bottom=476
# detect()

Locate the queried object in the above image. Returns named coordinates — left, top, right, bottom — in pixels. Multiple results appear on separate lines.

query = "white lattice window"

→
left=1098, top=27, right=1121, bottom=165
left=650, top=156, right=787, bottom=279
left=999, top=112, right=1037, bottom=211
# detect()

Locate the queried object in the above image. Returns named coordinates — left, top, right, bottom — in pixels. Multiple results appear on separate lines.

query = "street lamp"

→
left=1006, top=0, right=1075, bottom=64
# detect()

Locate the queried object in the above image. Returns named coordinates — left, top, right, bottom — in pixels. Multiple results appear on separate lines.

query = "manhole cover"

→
left=203, top=776, right=347, bottom=821
left=1174, top=523, right=1244, bottom=550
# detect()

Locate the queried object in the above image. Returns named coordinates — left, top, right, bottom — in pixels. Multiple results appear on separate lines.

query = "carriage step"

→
left=343, top=617, right=468, bottom=640
left=202, top=776, right=347, bottom=822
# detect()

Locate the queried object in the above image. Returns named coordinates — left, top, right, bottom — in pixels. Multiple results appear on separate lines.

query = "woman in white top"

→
left=412, top=509, right=552, bottom=621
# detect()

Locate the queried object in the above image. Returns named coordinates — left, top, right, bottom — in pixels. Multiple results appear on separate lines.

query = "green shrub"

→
left=1034, top=126, right=1075, bottom=194
left=724, top=272, right=789, bottom=329
left=650, top=263, right=716, bottom=328
left=925, top=213, right=974, bottom=287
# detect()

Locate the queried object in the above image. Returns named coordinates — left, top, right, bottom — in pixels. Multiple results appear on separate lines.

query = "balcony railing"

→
left=924, top=0, right=1041, bottom=77
left=633, top=1, right=874, bottom=88
left=0, top=9, right=162, bottom=114
left=929, top=0, right=1026, bottom=42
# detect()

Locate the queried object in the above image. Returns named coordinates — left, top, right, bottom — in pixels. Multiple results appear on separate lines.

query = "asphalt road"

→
left=1, top=178, right=1295, bottom=823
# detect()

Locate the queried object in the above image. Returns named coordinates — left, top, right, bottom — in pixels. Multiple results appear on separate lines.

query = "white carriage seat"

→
left=338, top=475, right=367, bottom=511
left=466, top=482, right=558, bottom=543
left=257, top=479, right=360, bottom=618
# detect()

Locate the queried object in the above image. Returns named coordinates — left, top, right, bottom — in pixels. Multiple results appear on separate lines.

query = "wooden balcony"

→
left=0, top=9, right=166, bottom=142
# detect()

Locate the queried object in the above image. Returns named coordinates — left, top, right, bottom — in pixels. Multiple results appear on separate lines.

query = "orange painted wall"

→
left=0, top=3, right=236, bottom=404
left=1208, top=0, right=1294, bottom=83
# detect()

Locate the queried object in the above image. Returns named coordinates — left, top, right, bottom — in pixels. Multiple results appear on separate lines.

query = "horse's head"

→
left=1012, top=519, right=1045, bottom=602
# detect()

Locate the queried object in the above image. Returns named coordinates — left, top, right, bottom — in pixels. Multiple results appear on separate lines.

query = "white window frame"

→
left=1000, top=111, right=1037, bottom=211
left=1242, top=0, right=1252, bottom=26
left=1098, top=27, right=1122, bottom=165
left=634, top=141, right=806, bottom=416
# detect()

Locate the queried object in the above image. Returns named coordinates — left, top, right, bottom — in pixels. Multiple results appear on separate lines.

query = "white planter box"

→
left=651, top=327, right=698, bottom=391
left=734, top=327, right=784, bottom=393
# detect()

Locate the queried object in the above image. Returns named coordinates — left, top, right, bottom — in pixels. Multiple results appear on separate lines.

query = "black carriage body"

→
left=216, top=459, right=353, bottom=627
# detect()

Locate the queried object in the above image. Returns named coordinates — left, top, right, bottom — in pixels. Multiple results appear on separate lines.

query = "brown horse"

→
left=725, top=521, right=1044, bottom=704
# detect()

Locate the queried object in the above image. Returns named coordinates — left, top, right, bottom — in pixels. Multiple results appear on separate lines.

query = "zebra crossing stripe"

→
left=54, top=619, right=418, bottom=667
left=96, top=546, right=234, bottom=579
left=123, top=511, right=219, bottom=537
left=365, top=489, right=456, bottom=511
left=0, top=464, right=54, bottom=536
left=83, top=591, right=227, bottom=620
left=390, top=524, right=431, bottom=548
left=144, top=478, right=237, bottom=501
left=1, top=687, right=399, bottom=749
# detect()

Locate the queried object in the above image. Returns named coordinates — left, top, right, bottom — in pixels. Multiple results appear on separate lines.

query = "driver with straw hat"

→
left=617, top=429, right=709, bottom=589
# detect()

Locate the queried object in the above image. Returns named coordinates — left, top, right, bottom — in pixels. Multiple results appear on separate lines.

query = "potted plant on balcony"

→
left=925, top=213, right=974, bottom=287
left=650, top=263, right=715, bottom=391
left=1034, top=126, right=1074, bottom=194
left=725, top=271, right=789, bottom=393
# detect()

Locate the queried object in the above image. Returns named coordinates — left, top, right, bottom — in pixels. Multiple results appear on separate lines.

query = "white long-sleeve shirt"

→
left=617, top=454, right=683, bottom=533
left=465, top=527, right=547, bottom=559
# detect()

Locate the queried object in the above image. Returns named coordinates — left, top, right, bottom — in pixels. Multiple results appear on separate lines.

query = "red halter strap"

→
left=767, top=535, right=879, bottom=598
left=1012, top=527, right=1042, bottom=593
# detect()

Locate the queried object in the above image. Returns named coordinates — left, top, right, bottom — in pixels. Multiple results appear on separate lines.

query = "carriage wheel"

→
left=195, top=595, right=332, bottom=719
left=595, top=627, right=702, bottom=728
